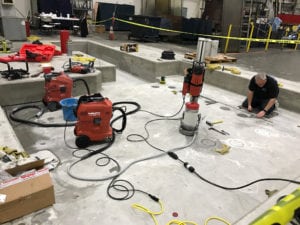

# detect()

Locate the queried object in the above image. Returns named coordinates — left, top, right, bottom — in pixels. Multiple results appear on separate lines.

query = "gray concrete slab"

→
left=2, top=72, right=300, bottom=225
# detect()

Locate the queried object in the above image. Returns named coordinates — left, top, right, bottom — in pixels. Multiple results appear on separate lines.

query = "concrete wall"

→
left=0, top=0, right=30, bottom=18
left=221, top=0, right=243, bottom=52
left=94, top=0, right=204, bottom=18
left=183, top=0, right=204, bottom=18
left=0, top=0, right=205, bottom=22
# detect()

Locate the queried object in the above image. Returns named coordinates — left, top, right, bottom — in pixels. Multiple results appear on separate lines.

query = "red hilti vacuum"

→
left=74, top=93, right=126, bottom=148
left=42, top=66, right=73, bottom=111
left=180, top=61, right=205, bottom=136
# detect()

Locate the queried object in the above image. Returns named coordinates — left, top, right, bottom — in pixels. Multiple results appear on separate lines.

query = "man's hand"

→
left=256, top=110, right=266, bottom=118
left=247, top=105, right=252, bottom=112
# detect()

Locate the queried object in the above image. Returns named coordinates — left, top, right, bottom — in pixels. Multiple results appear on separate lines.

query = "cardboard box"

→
left=120, top=43, right=139, bottom=52
left=0, top=160, right=55, bottom=223
left=95, top=25, right=105, bottom=33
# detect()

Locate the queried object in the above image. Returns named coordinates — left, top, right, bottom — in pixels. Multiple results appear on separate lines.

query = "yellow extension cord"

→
left=132, top=200, right=164, bottom=225
left=131, top=200, right=231, bottom=225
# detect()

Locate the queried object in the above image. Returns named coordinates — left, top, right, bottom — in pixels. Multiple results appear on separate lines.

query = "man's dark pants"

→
left=242, top=98, right=276, bottom=114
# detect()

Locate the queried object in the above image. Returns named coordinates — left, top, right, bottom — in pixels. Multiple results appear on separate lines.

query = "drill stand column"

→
left=179, top=61, right=205, bottom=136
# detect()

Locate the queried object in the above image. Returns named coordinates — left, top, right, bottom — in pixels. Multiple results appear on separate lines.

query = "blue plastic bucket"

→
left=59, top=98, right=78, bottom=121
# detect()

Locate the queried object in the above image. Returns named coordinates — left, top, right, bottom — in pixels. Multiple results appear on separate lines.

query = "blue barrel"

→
left=59, top=98, right=78, bottom=121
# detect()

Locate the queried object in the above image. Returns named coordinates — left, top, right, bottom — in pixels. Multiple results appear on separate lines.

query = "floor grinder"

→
left=180, top=61, right=205, bottom=136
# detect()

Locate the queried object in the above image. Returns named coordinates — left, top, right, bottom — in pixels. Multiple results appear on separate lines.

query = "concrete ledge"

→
left=204, top=69, right=300, bottom=113
left=87, top=40, right=181, bottom=82
left=47, top=40, right=300, bottom=113
left=0, top=106, right=24, bottom=151
left=0, top=54, right=100, bottom=106
left=52, top=41, right=116, bottom=83
left=0, top=72, right=99, bottom=106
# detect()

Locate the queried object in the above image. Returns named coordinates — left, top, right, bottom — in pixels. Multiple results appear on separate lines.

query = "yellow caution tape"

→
left=88, top=18, right=112, bottom=25
left=114, top=17, right=300, bottom=44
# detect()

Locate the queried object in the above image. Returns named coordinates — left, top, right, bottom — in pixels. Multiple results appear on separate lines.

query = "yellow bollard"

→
left=224, top=24, right=232, bottom=54
left=265, top=24, right=272, bottom=51
left=246, top=22, right=254, bottom=52
left=294, top=32, right=300, bottom=50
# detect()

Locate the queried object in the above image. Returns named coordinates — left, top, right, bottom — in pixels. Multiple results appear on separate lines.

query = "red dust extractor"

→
left=42, top=67, right=73, bottom=111
left=74, top=93, right=113, bottom=148
left=180, top=61, right=205, bottom=135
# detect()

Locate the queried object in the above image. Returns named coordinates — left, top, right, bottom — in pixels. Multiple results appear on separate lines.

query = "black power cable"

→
left=9, top=105, right=76, bottom=127
left=73, top=78, right=91, bottom=95
left=166, top=151, right=300, bottom=190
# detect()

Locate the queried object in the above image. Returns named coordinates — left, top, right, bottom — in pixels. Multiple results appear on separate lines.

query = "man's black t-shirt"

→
left=248, top=75, right=279, bottom=99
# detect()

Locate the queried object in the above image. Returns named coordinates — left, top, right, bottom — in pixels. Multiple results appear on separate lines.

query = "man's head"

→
left=255, top=73, right=267, bottom=87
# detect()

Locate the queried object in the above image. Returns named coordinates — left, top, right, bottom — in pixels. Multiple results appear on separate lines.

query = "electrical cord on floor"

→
left=167, top=220, right=198, bottom=225
left=138, top=96, right=185, bottom=118
left=67, top=132, right=197, bottom=180
left=73, top=78, right=91, bottom=95
left=126, top=96, right=185, bottom=144
left=9, top=104, right=76, bottom=127
left=127, top=117, right=181, bottom=146
left=131, top=198, right=164, bottom=225
left=204, top=217, right=231, bottom=225
left=65, top=99, right=195, bottom=202
left=131, top=199, right=231, bottom=225
left=167, top=150, right=300, bottom=190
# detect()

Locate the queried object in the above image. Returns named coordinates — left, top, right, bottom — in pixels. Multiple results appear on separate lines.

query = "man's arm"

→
left=247, top=90, right=254, bottom=111
left=256, top=98, right=277, bottom=118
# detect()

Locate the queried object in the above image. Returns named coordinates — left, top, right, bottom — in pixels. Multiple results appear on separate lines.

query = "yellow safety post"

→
left=265, top=24, right=272, bottom=51
left=246, top=22, right=254, bottom=52
left=282, top=27, right=290, bottom=49
left=294, top=32, right=300, bottom=50
left=224, top=24, right=232, bottom=54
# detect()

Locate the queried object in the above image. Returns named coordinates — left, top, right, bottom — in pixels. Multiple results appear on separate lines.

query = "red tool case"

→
left=0, top=44, right=60, bottom=63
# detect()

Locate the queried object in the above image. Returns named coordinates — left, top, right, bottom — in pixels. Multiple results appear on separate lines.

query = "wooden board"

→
left=184, top=52, right=196, bottom=60
left=205, top=54, right=237, bottom=63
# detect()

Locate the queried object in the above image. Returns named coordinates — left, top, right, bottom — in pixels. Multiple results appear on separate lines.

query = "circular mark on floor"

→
left=172, top=212, right=179, bottom=217
left=47, top=117, right=54, bottom=121
left=220, top=106, right=230, bottom=111
left=151, top=85, right=160, bottom=88
left=254, top=128, right=279, bottom=137
left=255, top=128, right=271, bottom=137
left=39, top=142, right=46, bottom=145
left=168, top=86, right=176, bottom=89
left=200, top=138, right=216, bottom=147
left=237, top=113, right=248, bottom=118
left=227, top=139, right=245, bottom=148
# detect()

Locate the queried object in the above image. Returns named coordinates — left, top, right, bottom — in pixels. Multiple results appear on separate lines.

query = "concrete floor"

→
left=1, top=30, right=300, bottom=225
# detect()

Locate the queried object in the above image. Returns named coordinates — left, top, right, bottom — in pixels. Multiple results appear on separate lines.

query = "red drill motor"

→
left=74, top=93, right=126, bottom=148
left=64, top=58, right=94, bottom=74
left=180, top=61, right=205, bottom=136
left=42, top=67, right=73, bottom=111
